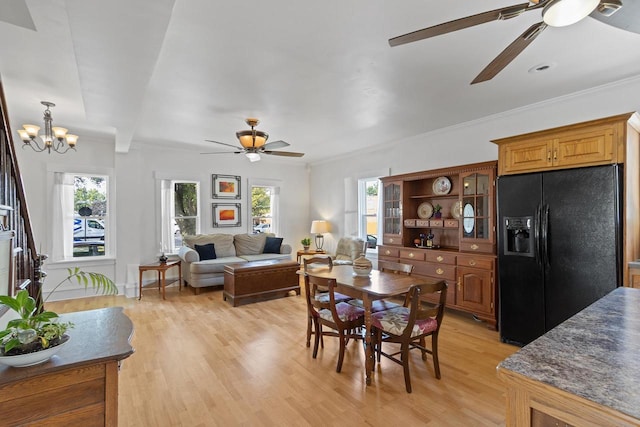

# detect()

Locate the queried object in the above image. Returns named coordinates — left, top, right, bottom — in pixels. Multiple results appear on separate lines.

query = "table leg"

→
left=364, top=294, right=373, bottom=386
left=161, top=270, right=166, bottom=300
left=177, top=262, right=182, bottom=291
left=138, top=270, right=143, bottom=300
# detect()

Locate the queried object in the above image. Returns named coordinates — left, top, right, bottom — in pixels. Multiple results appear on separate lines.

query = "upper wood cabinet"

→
left=380, top=161, right=496, bottom=251
left=493, top=114, right=629, bottom=176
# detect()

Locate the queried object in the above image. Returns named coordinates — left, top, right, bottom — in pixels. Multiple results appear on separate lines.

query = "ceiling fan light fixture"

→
left=597, top=0, right=623, bottom=17
left=542, top=0, right=600, bottom=27
left=245, top=152, right=261, bottom=162
left=236, top=130, right=268, bottom=149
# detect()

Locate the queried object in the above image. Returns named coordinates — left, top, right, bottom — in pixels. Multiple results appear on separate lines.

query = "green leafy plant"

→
left=301, top=237, right=312, bottom=246
left=433, top=204, right=442, bottom=213
left=0, top=268, right=117, bottom=356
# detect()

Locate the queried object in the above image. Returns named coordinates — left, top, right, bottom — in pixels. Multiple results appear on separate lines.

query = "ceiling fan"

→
left=202, top=118, right=304, bottom=162
left=389, top=0, right=628, bottom=84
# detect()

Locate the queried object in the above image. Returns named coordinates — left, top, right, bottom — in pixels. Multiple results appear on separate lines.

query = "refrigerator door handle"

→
left=542, top=204, right=550, bottom=269
left=534, top=204, right=542, bottom=268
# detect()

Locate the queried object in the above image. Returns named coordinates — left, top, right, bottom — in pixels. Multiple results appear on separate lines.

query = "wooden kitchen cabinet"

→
left=457, top=262, right=494, bottom=323
left=493, top=114, right=628, bottom=176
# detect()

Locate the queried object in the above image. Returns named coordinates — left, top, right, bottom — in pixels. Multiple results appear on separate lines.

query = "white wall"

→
left=309, top=76, right=640, bottom=255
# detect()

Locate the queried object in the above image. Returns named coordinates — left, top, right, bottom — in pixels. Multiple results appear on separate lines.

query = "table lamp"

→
left=310, top=220, right=330, bottom=251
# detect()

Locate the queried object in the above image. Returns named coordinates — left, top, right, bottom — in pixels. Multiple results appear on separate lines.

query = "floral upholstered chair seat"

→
left=372, top=307, right=438, bottom=337
left=319, top=302, right=365, bottom=323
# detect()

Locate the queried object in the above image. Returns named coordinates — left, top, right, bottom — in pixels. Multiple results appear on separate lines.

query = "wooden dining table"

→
left=303, top=264, right=435, bottom=386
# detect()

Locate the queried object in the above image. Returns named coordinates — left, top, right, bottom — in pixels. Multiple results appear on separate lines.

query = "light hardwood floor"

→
left=46, top=279, right=518, bottom=427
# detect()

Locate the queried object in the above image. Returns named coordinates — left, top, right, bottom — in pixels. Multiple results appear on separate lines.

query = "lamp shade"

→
left=236, top=130, right=268, bottom=148
left=310, top=220, right=330, bottom=234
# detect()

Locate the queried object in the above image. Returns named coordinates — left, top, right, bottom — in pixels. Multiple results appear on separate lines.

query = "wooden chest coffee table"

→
left=223, top=259, right=300, bottom=306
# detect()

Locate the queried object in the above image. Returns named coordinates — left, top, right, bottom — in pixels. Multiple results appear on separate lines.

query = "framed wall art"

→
left=212, top=174, right=241, bottom=199
left=212, top=203, right=242, bottom=227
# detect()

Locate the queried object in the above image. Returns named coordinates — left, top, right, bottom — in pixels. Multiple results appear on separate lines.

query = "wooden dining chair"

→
left=348, top=260, right=415, bottom=313
left=372, top=280, right=448, bottom=393
left=303, top=273, right=365, bottom=372
left=303, top=256, right=351, bottom=348
left=378, top=260, right=414, bottom=276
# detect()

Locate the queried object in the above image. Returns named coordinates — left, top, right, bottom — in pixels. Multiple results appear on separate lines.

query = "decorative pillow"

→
left=234, top=233, right=267, bottom=255
left=194, top=243, right=216, bottom=260
left=263, top=237, right=283, bottom=254
left=184, top=234, right=236, bottom=257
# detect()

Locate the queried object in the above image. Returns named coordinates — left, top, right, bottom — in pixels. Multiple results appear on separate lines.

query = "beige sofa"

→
left=178, top=233, right=292, bottom=293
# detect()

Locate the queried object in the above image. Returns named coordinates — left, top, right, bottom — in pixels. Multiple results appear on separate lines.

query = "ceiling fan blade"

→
left=389, top=2, right=531, bottom=47
left=205, top=139, right=243, bottom=150
left=590, top=1, right=640, bottom=34
left=471, top=21, right=547, bottom=85
left=263, top=150, right=305, bottom=157
left=200, top=151, right=243, bottom=155
left=262, top=140, right=290, bottom=150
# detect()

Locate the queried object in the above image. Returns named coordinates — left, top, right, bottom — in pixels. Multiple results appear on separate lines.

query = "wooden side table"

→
left=138, top=260, right=181, bottom=300
left=296, top=249, right=327, bottom=263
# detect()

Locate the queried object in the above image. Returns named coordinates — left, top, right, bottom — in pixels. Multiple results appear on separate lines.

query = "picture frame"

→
left=212, top=203, right=242, bottom=227
left=212, top=174, right=241, bottom=199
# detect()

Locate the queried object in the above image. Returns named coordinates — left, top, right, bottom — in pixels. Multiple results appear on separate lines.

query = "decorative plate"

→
left=432, top=176, right=452, bottom=195
left=417, top=202, right=433, bottom=219
left=463, top=203, right=475, bottom=234
left=451, top=201, right=462, bottom=219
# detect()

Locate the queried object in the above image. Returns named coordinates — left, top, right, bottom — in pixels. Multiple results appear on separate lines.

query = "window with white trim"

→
left=249, top=178, right=281, bottom=236
left=358, top=178, right=379, bottom=249
left=51, top=173, right=110, bottom=260
left=160, top=180, right=200, bottom=254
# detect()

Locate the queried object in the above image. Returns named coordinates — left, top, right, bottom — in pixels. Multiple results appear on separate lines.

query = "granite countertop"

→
left=498, top=287, right=640, bottom=420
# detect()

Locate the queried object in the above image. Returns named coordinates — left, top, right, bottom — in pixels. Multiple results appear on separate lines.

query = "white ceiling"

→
left=1, top=0, right=639, bottom=163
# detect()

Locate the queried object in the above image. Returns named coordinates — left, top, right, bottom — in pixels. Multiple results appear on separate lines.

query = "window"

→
left=249, top=179, right=281, bottom=236
left=358, top=178, right=379, bottom=249
left=161, top=180, right=200, bottom=254
left=52, top=173, right=110, bottom=260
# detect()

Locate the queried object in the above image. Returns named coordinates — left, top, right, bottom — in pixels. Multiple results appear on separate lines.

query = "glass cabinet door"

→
left=383, top=181, right=402, bottom=244
left=460, top=169, right=495, bottom=249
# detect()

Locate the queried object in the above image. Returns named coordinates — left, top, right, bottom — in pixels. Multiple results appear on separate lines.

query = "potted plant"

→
left=301, top=237, right=312, bottom=251
left=433, top=204, right=443, bottom=219
left=0, top=267, right=117, bottom=365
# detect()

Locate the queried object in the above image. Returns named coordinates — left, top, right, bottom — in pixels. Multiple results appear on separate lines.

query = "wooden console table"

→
left=138, top=260, right=181, bottom=300
left=0, top=307, right=134, bottom=426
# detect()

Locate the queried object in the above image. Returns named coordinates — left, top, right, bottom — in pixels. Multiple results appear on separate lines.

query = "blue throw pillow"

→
left=263, top=237, right=283, bottom=254
left=195, top=243, right=216, bottom=260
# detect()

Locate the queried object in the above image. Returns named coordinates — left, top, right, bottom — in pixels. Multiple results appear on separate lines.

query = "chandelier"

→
left=17, top=101, right=78, bottom=154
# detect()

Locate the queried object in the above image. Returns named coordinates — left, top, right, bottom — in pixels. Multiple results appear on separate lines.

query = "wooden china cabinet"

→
left=378, top=161, right=498, bottom=328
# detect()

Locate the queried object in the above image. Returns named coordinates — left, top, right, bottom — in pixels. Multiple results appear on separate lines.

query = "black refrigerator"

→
left=497, top=165, right=622, bottom=346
